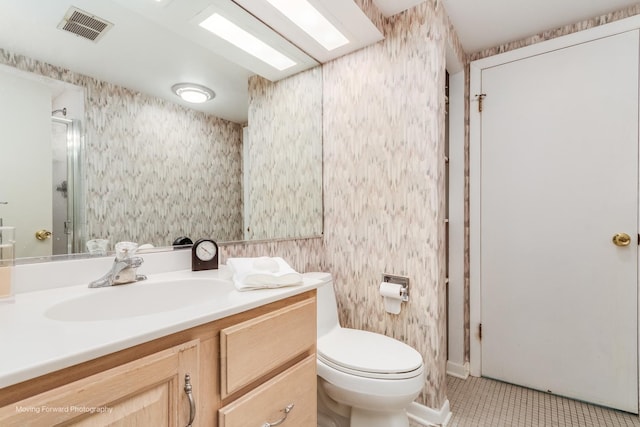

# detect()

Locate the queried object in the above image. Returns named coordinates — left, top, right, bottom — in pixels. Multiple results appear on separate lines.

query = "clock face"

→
left=195, top=240, right=216, bottom=261
left=191, top=238, right=218, bottom=271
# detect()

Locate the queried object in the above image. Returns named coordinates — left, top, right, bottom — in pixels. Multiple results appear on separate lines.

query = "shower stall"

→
left=51, top=113, right=84, bottom=255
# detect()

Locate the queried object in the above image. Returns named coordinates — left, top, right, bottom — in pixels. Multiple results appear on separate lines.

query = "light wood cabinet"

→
left=0, top=290, right=316, bottom=427
left=221, top=298, right=316, bottom=398
left=219, top=298, right=317, bottom=427
left=219, top=355, right=316, bottom=427
left=0, top=340, right=199, bottom=427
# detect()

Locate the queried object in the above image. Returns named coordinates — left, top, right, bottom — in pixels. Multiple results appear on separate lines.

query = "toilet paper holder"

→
left=382, top=274, right=409, bottom=302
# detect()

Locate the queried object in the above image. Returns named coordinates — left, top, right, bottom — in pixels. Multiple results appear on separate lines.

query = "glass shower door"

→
left=51, top=116, right=83, bottom=255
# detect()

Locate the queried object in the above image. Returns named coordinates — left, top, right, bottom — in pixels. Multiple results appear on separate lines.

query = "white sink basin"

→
left=44, top=278, right=235, bottom=321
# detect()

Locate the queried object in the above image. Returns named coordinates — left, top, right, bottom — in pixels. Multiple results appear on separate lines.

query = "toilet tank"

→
left=303, top=272, right=340, bottom=337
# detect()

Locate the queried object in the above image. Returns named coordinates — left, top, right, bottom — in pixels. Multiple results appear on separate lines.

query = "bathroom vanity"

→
left=0, top=268, right=318, bottom=426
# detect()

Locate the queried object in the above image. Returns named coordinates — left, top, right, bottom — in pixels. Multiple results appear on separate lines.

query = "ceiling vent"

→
left=57, top=7, right=113, bottom=42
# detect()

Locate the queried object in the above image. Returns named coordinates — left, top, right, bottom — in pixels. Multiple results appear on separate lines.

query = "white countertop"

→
left=0, top=266, right=320, bottom=389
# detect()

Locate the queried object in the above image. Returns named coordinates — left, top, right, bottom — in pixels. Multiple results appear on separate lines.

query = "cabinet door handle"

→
left=184, top=374, right=196, bottom=427
left=262, top=403, right=294, bottom=427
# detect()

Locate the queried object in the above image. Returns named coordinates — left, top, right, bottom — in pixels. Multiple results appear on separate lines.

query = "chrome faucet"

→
left=89, top=242, right=147, bottom=288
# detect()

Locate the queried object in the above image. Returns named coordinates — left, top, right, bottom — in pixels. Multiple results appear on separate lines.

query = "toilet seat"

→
left=317, top=328, right=423, bottom=380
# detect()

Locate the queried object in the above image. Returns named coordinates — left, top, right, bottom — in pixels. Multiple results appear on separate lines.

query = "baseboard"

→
left=407, top=399, right=452, bottom=427
left=446, top=361, right=469, bottom=379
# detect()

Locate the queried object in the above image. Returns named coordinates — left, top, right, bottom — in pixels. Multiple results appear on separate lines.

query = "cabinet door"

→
left=0, top=340, right=200, bottom=427
left=219, top=355, right=316, bottom=427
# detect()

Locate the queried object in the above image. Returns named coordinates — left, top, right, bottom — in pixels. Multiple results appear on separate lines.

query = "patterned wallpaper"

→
left=85, top=82, right=243, bottom=246
left=246, top=68, right=323, bottom=240
left=321, top=0, right=462, bottom=410
left=0, top=49, right=244, bottom=249
left=229, top=0, right=463, bottom=411
left=221, top=237, right=324, bottom=273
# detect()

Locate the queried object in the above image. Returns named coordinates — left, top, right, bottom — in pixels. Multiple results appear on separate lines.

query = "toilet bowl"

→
left=306, top=272, right=424, bottom=427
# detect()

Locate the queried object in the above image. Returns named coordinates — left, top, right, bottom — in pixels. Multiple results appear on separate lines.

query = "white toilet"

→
left=306, top=272, right=425, bottom=427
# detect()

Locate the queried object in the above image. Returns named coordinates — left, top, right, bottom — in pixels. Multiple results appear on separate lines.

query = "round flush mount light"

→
left=171, top=83, right=216, bottom=104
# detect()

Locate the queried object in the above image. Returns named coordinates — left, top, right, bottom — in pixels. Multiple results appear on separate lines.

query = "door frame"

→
left=469, top=15, right=640, bottom=400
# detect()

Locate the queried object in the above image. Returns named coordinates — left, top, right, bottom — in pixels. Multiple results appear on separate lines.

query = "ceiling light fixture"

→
left=199, top=13, right=296, bottom=71
left=264, top=0, right=349, bottom=51
left=171, top=83, right=215, bottom=103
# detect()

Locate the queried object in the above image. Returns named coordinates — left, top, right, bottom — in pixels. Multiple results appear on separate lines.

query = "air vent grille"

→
left=58, top=7, right=113, bottom=42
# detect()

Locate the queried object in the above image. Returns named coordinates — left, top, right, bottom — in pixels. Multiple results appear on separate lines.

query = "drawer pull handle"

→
left=184, top=374, right=196, bottom=427
left=262, top=403, right=294, bottom=427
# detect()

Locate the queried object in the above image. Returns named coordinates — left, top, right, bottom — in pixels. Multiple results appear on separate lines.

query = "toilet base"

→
left=318, top=380, right=412, bottom=427
left=351, top=407, right=410, bottom=427
left=318, top=411, right=346, bottom=427
left=319, top=404, right=411, bottom=427
left=318, top=379, right=350, bottom=427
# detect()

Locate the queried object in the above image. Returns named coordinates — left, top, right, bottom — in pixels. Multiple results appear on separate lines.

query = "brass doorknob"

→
left=612, top=233, right=631, bottom=247
left=35, top=229, right=52, bottom=241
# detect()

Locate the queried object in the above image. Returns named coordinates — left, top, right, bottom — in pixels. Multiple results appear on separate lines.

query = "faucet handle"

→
left=115, top=241, right=139, bottom=260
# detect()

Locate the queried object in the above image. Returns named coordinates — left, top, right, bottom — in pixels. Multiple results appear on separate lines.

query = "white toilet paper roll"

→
left=379, top=282, right=403, bottom=315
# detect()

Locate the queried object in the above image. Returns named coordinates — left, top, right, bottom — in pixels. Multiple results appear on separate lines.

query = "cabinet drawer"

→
left=220, top=297, right=316, bottom=397
left=219, top=355, right=316, bottom=427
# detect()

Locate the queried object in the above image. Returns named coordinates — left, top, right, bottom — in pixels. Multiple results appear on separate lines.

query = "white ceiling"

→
left=439, top=0, right=640, bottom=53
left=0, top=0, right=381, bottom=124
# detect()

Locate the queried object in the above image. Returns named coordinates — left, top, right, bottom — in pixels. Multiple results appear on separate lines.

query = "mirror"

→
left=0, top=0, right=323, bottom=261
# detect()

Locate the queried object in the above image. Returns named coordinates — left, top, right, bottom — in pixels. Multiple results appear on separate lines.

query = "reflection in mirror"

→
left=245, top=71, right=323, bottom=241
left=0, top=1, right=323, bottom=262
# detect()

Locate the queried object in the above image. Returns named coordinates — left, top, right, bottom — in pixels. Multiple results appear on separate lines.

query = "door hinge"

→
left=479, top=323, right=482, bottom=340
left=475, top=93, right=487, bottom=113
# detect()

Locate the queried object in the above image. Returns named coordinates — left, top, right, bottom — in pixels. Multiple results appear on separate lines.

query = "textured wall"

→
left=322, top=0, right=457, bottom=409
left=221, top=237, right=325, bottom=273
left=0, top=49, right=244, bottom=249
left=85, top=81, right=243, bottom=246
left=226, top=1, right=465, bottom=409
left=246, top=68, right=323, bottom=240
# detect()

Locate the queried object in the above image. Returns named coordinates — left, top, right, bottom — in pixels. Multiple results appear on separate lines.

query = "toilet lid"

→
left=317, top=328, right=423, bottom=379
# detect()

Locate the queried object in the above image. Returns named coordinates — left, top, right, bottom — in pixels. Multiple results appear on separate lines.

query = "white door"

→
left=480, top=30, right=639, bottom=413
left=0, top=69, right=52, bottom=258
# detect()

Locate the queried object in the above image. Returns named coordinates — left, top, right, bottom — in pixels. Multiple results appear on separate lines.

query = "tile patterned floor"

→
left=445, top=375, right=640, bottom=427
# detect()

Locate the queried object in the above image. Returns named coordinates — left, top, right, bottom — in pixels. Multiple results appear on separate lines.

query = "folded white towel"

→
left=227, top=257, right=303, bottom=291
